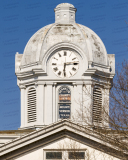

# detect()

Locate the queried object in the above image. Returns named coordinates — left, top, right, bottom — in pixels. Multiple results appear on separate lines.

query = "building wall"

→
left=20, top=45, right=90, bottom=129
left=15, top=137, right=120, bottom=160
left=20, top=83, right=92, bottom=128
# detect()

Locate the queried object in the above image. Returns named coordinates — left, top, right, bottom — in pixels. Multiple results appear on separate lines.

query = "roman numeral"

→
left=58, top=53, right=61, bottom=57
left=72, top=67, right=76, bottom=71
left=64, top=51, right=67, bottom=56
left=72, top=57, right=76, bottom=60
left=58, top=71, right=61, bottom=75
left=53, top=67, right=58, bottom=72
left=69, top=51, right=72, bottom=57
left=64, top=72, right=66, bottom=77
left=52, top=63, right=56, bottom=65
left=74, top=63, right=78, bottom=65
left=54, top=57, right=58, bottom=60
left=69, top=71, right=72, bottom=76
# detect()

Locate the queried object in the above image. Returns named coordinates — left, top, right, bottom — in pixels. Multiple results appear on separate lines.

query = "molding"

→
left=76, top=82, right=83, bottom=85
left=16, top=69, right=47, bottom=80
left=41, top=42, right=88, bottom=73
left=0, top=120, right=127, bottom=159
left=18, top=80, right=95, bottom=88
left=83, top=68, right=97, bottom=76
left=36, top=81, right=46, bottom=85
left=19, top=85, right=26, bottom=89
left=20, top=61, right=42, bottom=69
left=91, top=80, right=111, bottom=88
left=45, top=82, right=54, bottom=85
left=88, top=61, right=110, bottom=69
left=72, top=82, right=76, bottom=86
left=32, top=68, right=45, bottom=74
left=19, top=82, right=36, bottom=88
left=18, top=79, right=111, bottom=89
left=53, top=82, right=57, bottom=87
left=18, top=125, right=45, bottom=130
left=83, top=68, right=114, bottom=79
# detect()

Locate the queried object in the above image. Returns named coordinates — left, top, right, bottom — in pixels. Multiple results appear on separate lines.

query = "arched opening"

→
left=58, top=86, right=71, bottom=119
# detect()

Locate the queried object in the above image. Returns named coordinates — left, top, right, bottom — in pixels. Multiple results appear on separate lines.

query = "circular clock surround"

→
left=51, top=49, right=79, bottom=78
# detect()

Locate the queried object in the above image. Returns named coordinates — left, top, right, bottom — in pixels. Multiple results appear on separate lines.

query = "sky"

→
left=0, top=0, right=128, bottom=130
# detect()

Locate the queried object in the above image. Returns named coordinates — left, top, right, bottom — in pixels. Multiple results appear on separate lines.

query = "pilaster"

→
left=36, top=82, right=45, bottom=125
left=45, top=83, right=53, bottom=125
left=19, top=85, right=26, bottom=128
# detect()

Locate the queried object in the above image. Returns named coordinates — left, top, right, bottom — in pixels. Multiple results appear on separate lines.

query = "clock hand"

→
left=64, top=57, right=67, bottom=77
left=65, top=61, right=79, bottom=65
left=63, top=63, right=66, bottom=77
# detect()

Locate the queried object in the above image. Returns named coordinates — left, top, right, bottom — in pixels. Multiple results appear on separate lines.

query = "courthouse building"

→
left=0, top=3, right=127, bottom=160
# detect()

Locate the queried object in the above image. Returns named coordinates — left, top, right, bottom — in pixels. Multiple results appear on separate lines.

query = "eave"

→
left=0, top=120, right=127, bottom=159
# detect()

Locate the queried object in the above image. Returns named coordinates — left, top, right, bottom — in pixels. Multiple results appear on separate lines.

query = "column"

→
left=73, top=83, right=83, bottom=122
left=36, top=82, right=45, bottom=126
left=83, top=84, right=92, bottom=125
left=52, top=83, right=56, bottom=123
left=20, top=85, right=26, bottom=128
left=45, top=83, right=53, bottom=125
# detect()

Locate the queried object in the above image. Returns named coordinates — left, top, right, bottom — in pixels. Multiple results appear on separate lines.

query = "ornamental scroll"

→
left=59, top=86, right=71, bottom=119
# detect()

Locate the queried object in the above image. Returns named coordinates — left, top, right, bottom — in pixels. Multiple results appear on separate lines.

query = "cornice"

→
left=88, top=61, right=110, bottom=69
left=16, top=69, right=47, bottom=80
left=84, top=68, right=114, bottom=80
left=19, top=85, right=26, bottom=89
left=0, top=120, right=127, bottom=159
left=20, top=61, right=42, bottom=69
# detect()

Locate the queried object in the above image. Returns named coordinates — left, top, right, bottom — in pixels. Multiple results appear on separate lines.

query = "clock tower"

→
left=15, top=3, right=115, bottom=129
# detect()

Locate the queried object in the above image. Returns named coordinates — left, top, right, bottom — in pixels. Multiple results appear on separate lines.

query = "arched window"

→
left=58, top=86, right=71, bottom=119
left=93, top=87, right=102, bottom=124
left=27, top=87, right=37, bottom=123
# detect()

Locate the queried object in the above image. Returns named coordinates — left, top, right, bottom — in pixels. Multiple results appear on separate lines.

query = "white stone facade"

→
left=1, top=3, right=128, bottom=160
left=0, top=120, right=126, bottom=160
left=15, top=3, right=115, bottom=130
left=15, top=138, right=120, bottom=160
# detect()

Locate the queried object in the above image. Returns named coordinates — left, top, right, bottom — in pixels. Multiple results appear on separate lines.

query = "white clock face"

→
left=51, top=50, right=79, bottom=78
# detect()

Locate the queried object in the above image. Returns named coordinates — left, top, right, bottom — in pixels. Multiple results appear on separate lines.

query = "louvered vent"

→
left=27, top=87, right=37, bottom=123
left=93, top=87, right=102, bottom=123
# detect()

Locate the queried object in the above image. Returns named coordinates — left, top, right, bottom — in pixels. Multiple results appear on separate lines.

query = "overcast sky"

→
left=0, top=0, right=128, bottom=130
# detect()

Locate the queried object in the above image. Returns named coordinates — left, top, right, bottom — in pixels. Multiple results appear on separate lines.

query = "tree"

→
left=109, top=60, right=128, bottom=130
left=57, top=137, right=116, bottom=160
left=72, top=60, right=128, bottom=159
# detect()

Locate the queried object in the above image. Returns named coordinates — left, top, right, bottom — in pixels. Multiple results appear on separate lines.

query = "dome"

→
left=56, top=3, right=75, bottom=8
left=20, top=3, right=108, bottom=67
left=21, top=23, right=107, bottom=66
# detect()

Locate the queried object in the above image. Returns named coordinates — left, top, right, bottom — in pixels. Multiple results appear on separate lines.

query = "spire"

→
left=54, top=3, right=77, bottom=24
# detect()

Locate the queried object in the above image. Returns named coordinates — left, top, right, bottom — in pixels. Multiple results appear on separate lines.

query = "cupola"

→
left=54, top=3, right=77, bottom=23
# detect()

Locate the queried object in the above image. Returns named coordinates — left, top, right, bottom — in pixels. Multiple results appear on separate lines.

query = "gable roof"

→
left=0, top=119, right=127, bottom=159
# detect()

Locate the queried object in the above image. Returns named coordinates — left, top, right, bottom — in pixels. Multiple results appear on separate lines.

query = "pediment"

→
left=0, top=120, right=127, bottom=160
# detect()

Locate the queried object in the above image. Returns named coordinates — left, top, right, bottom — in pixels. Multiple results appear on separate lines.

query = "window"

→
left=92, top=87, right=102, bottom=124
left=46, top=152, right=62, bottom=159
left=27, top=87, right=37, bottom=123
left=69, top=152, right=85, bottom=159
left=58, top=86, right=71, bottom=119
left=45, top=151, right=85, bottom=160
